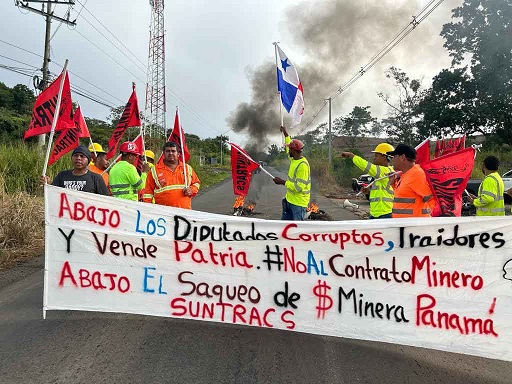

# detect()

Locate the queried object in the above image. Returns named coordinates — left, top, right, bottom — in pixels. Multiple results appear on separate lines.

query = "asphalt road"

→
left=1, top=167, right=511, bottom=384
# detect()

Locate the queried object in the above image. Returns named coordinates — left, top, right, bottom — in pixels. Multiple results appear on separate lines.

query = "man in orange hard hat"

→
left=340, top=142, right=395, bottom=219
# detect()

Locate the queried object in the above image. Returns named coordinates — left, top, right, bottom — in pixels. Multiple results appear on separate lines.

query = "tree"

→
left=441, top=0, right=512, bottom=144
left=378, top=67, right=424, bottom=145
left=416, top=68, right=481, bottom=139
left=333, top=106, right=376, bottom=148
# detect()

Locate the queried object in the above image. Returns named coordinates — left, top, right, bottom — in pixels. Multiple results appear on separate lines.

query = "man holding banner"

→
left=143, top=142, right=200, bottom=209
left=273, top=126, right=311, bottom=220
left=39, top=145, right=109, bottom=195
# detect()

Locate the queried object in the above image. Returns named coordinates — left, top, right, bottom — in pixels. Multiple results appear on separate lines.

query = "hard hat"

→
left=119, top=141, right=141, bottom=156
left=285, top=139, right=304, bottom=151
left=88, top=142, right=106, bottom=154
left=144, top=150, right=155, bottom=161
left=372, top=143, right=394, bottom=155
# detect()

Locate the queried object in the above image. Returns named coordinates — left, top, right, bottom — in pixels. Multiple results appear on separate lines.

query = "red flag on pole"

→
left=158, top=108, right=190, bottom=164
left=48, top=125, right=81, bottom=165
left=74, top=106, right=90, bottom=138
left=230, top=143, right=260, bottom=196
left=420, top=147, right=475, bottom=216
left=415, top=139, right=430, bottom=165
left=24, top=72, right=74, bottom=139
left=107, top=84, right=141, bottom=159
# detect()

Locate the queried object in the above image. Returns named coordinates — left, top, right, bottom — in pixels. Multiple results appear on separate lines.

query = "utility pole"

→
left=326, top=97, right=332, bottom=165
left=15, top=1, right=76, bottom=146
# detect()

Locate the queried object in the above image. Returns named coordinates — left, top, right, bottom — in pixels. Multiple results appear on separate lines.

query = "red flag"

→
left=107, top=86, right=141, bottom=159
left=133, top=134, right=144, bottom=174
left=24, top=72, right=74, bottom=139
left=48, top=125, right=81, bottom=165
left=421, top=147, right=475, bottom=217
left=73, top=106, right=90, bottom=138
left=455, top=136, right=466, bottom=151
left=158, top=109, right=190, bottom=164
left=415, top=139, right=430, bottom=165
left=230, top=143, right=260, bottom=196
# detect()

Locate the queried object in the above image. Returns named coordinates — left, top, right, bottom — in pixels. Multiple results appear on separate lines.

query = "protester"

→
left=386, top=143, right=434, bottom=218
left=39, top=145, right=109, bottom=195
left=109, top=141, right=145, bottom=201
left=88, top=143, right=109, bottom=187
left=340, top=143, right=395, bottom=219
left=144, top=150, right=155, bottom=167
left=273, top=126, right=311, bottom=220
left=143, top=142, right=200, bottom=209
left=467, top=156, right=505, bottom=216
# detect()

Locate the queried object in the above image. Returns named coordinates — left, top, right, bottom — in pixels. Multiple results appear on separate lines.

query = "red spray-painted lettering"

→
left=58, top=192, right=120, bottom=227
left=58, top=261, right=130, bottom=293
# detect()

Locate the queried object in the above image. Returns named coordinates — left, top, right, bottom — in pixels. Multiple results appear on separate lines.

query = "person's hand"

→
left=507, top=188, right=512, bottom=197
left=183, top=187, right=193, bottom=196
left=280, top=126, right=289, bottom=137
left=340, top=152, right=354, bottom=159
left=142, top=162, right=150, bottom=173
left=39, top=175, right=50, bottom=185
left=467, top=193, right=476, bottom=203
left=361, top=186, right=369, bottom=194
left=273, top=177, right=286, bottom=185
left=388, top=172, right=397, bottom=186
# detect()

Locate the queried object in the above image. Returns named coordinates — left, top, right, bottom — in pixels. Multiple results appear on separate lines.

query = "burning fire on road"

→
left=233, top=196, right=257, bottom=216
left=306, top=201, right=332, bottom=221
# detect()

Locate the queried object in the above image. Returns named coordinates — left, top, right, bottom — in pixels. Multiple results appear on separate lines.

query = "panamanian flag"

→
left=276, top=45, right=304, bottom=126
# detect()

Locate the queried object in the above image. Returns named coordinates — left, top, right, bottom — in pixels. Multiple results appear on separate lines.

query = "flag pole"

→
left=133, top=82, right=147, bottom=163
left=42, top=59, right=69, bottom=177
left=176, top=107, right=189, bottom=187
left=228, top=142, right=274, bottom=178
left=273, top=42, right=283, bottom=127
left=101, top=153, right=121, bottom=175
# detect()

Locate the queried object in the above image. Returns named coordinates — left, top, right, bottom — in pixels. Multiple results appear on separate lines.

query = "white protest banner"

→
left=44, top=185, right=512, bottom=361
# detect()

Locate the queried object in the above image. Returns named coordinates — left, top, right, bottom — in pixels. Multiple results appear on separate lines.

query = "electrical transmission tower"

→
left=144, top=0, right=166, bottom=138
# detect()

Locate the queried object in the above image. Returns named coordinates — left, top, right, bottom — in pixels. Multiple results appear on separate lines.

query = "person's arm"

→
left=128, top=166, right=144, bottom=191
left=185, top=167, right=200, bottom=197
left=473, top=177, right=498, bottom=207
left=351, top=155, right=389, bottom=178
left=142, top=170, right=156, bottom=203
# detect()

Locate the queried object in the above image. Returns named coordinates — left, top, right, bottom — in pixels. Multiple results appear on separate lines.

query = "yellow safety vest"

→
left=353, top=156, right=394, bottom=218
left=474, top=172, right=505, bottom=216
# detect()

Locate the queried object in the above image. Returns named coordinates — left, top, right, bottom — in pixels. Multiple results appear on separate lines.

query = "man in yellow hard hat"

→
left=88, top=143, right=109, bottom=187
left=144, top=150, right=155, bottom=168
left=340, top=143, right=395, bottom=219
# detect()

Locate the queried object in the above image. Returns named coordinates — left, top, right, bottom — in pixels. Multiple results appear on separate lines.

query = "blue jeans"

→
left=281, top=199, right=306, bottom=221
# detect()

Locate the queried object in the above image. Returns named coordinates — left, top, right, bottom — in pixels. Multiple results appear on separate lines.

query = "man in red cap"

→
left=109, top=141, right=145, bottom=201
left=273, top=126, right=311, bottom=220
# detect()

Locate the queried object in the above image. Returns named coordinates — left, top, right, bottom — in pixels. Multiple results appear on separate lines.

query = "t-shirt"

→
left=52, top=170, right=110, bottom=195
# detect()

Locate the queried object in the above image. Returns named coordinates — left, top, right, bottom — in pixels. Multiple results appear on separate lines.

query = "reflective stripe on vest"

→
left=287, top=160, right=311, bottom=193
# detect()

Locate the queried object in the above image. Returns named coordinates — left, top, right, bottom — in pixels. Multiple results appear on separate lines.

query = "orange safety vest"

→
left=142, top=162, right=200, bottom=209
left=89, top=164, right=109, bottom=187
left=392, top=164, right=434, bottom=218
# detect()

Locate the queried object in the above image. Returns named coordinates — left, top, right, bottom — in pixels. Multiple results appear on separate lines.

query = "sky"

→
left=0, top=0, right=462, bottom=149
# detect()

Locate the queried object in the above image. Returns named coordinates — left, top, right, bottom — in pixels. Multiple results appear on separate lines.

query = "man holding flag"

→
left=109, top=141, right=145, bottom=201
left=143, top=141, right=200, bottom=209
left=273, top=125, right=311, bottom=220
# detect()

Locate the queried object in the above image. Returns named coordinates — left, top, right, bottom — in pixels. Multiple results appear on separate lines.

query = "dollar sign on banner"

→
left=313, top=280, right=333, bottom=319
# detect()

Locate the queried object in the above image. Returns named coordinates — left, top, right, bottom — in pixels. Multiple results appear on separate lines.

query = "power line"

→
left=300, top=0, right=445, bottom=133
left=75, top=0, right=147, bottom=69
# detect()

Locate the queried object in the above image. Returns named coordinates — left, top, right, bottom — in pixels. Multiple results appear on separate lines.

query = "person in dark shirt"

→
left=40, top=145, right=110, bottom=196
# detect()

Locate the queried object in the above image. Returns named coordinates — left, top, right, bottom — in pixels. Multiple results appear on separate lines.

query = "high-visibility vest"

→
left=474, top=172, right=505, bottom=216
left=392, top=164, right=434, bottom=218
left=353, top=155, right=394, bottom=218
left=285, top=157, right=311, bottom=207
left=109, top=160, right=144, bottom=201
left=143, top=162, right=200, bottom=209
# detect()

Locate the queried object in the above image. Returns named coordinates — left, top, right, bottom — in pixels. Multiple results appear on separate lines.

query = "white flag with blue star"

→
left=276, top=45, right=304, bottom=126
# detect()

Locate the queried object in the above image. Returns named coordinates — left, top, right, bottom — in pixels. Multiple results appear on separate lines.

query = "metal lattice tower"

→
left=144, top=0, right=166, bottom=138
